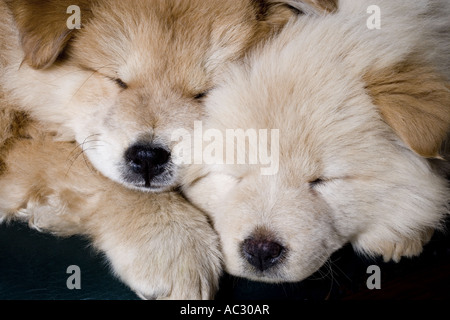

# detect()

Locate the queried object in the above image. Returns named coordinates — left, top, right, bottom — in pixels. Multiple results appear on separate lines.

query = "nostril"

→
left=135, top=147, right=170, bottom=167
left=242, top=238, right=284, bottom=272
left=154, top=148, right=170, bottom=166
left=125, top=144, right=170, bottom=172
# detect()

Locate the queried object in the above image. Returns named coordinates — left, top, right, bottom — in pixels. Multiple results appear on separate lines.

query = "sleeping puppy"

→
left=0, top=0, right=337, bottom=299
left=183, top=0, right=450, bottom=284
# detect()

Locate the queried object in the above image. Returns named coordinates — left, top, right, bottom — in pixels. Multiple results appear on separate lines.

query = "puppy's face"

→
left=64, top=0, right=258, bottom=192
left=184, top=5, right=450, bottom=283
left=7, top=0, right=337, bottom=191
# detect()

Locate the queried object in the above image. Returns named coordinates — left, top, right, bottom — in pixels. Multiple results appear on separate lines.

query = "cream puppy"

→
left=183, top=0, right=450, bottom=284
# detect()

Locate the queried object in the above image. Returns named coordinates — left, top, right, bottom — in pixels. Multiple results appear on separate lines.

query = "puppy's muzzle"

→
left=125, top=143, right=171, bottom=188
left=242, top=237, right=284, bottom=272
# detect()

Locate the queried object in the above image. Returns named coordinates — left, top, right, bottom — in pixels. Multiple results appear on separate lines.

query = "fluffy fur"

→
left=183, top=0, right=450, bottom=283
left=1, top=0, right=292, bottom=191
left=0, top=0, right=337, bottom=299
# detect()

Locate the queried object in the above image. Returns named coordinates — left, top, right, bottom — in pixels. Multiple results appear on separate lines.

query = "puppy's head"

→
left=6, top=0, right=336, bottom=191
left=183, top=5, right=450, bottom=283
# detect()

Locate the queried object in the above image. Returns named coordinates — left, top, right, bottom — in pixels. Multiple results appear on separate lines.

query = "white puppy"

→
left=183, top=0, right=450, bottom=283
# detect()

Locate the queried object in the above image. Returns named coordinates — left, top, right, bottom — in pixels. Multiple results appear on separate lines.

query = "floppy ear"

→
left=365, top=61, right=450, bottom=158
left=5, top=0, right=92, bottom=69
left=264, top=0, right=338, bottom=15
left=252, top=0, right=337, bottom=34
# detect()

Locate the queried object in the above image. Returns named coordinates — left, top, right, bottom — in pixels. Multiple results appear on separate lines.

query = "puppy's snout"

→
left=125, top=143, right=171, bottom=187
left=242, top=237, right=284, bottom=272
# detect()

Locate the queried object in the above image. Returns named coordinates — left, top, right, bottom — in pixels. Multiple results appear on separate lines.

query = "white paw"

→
left=380, top=229, right=434, bottom=262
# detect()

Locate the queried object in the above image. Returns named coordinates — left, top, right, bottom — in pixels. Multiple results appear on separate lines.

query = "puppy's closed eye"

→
left=104, top=75, right=128, bottom=89
left=309, top=178, right=325, bottom=188
left=114, top=78, right=128, bottom=89
left=193, top=91, right=209, bottom=101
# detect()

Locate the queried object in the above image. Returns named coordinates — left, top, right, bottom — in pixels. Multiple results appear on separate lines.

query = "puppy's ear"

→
left=258, top=0, right=338, bottom=16
left=251, top=0, right=337, bottom=34
left=365, top=61, right=450, bottom=158
left=6, top=0, right=93, bottom=69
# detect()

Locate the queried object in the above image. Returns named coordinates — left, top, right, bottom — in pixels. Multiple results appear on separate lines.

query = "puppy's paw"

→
left=130, top=242, right=223, bottom=301
left=15, top=193, right=83, bottom=235
left=109, top=225, right=222, bottom=300
left=378, top=229, right=434, bottom=263
left=96, top=198, right=222, bottom=300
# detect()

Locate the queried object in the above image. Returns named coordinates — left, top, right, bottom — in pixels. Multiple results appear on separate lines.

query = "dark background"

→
left=0, top=218, right=449, bottom=300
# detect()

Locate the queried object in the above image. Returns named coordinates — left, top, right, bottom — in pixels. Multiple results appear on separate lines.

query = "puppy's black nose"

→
left=242, top=238, right=284, bottom=271
left=125, top=144, right=170, bottom=187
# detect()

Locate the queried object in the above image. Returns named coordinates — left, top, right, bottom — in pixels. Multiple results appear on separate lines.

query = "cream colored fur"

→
left=183, top=0, right=450, bottom=283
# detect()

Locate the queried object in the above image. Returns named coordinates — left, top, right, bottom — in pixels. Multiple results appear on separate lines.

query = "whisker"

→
left=65, top=134, right=104, bottom=177
left=66, top=134, right=101, bottom=161
left=80, top=147, right=98, bottom=176
left=63, top=64, right=115, bottom=108
left=65, top=70, right=99, bottom=107
left=65, top=149, right=85, bottom=177
left=328, top=257, right=352, bottom=284
left=67, top=142, right=83, bottom=161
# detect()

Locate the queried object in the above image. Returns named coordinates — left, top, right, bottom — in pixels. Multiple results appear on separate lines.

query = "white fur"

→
left=183, top=0, right=450, bottom=283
